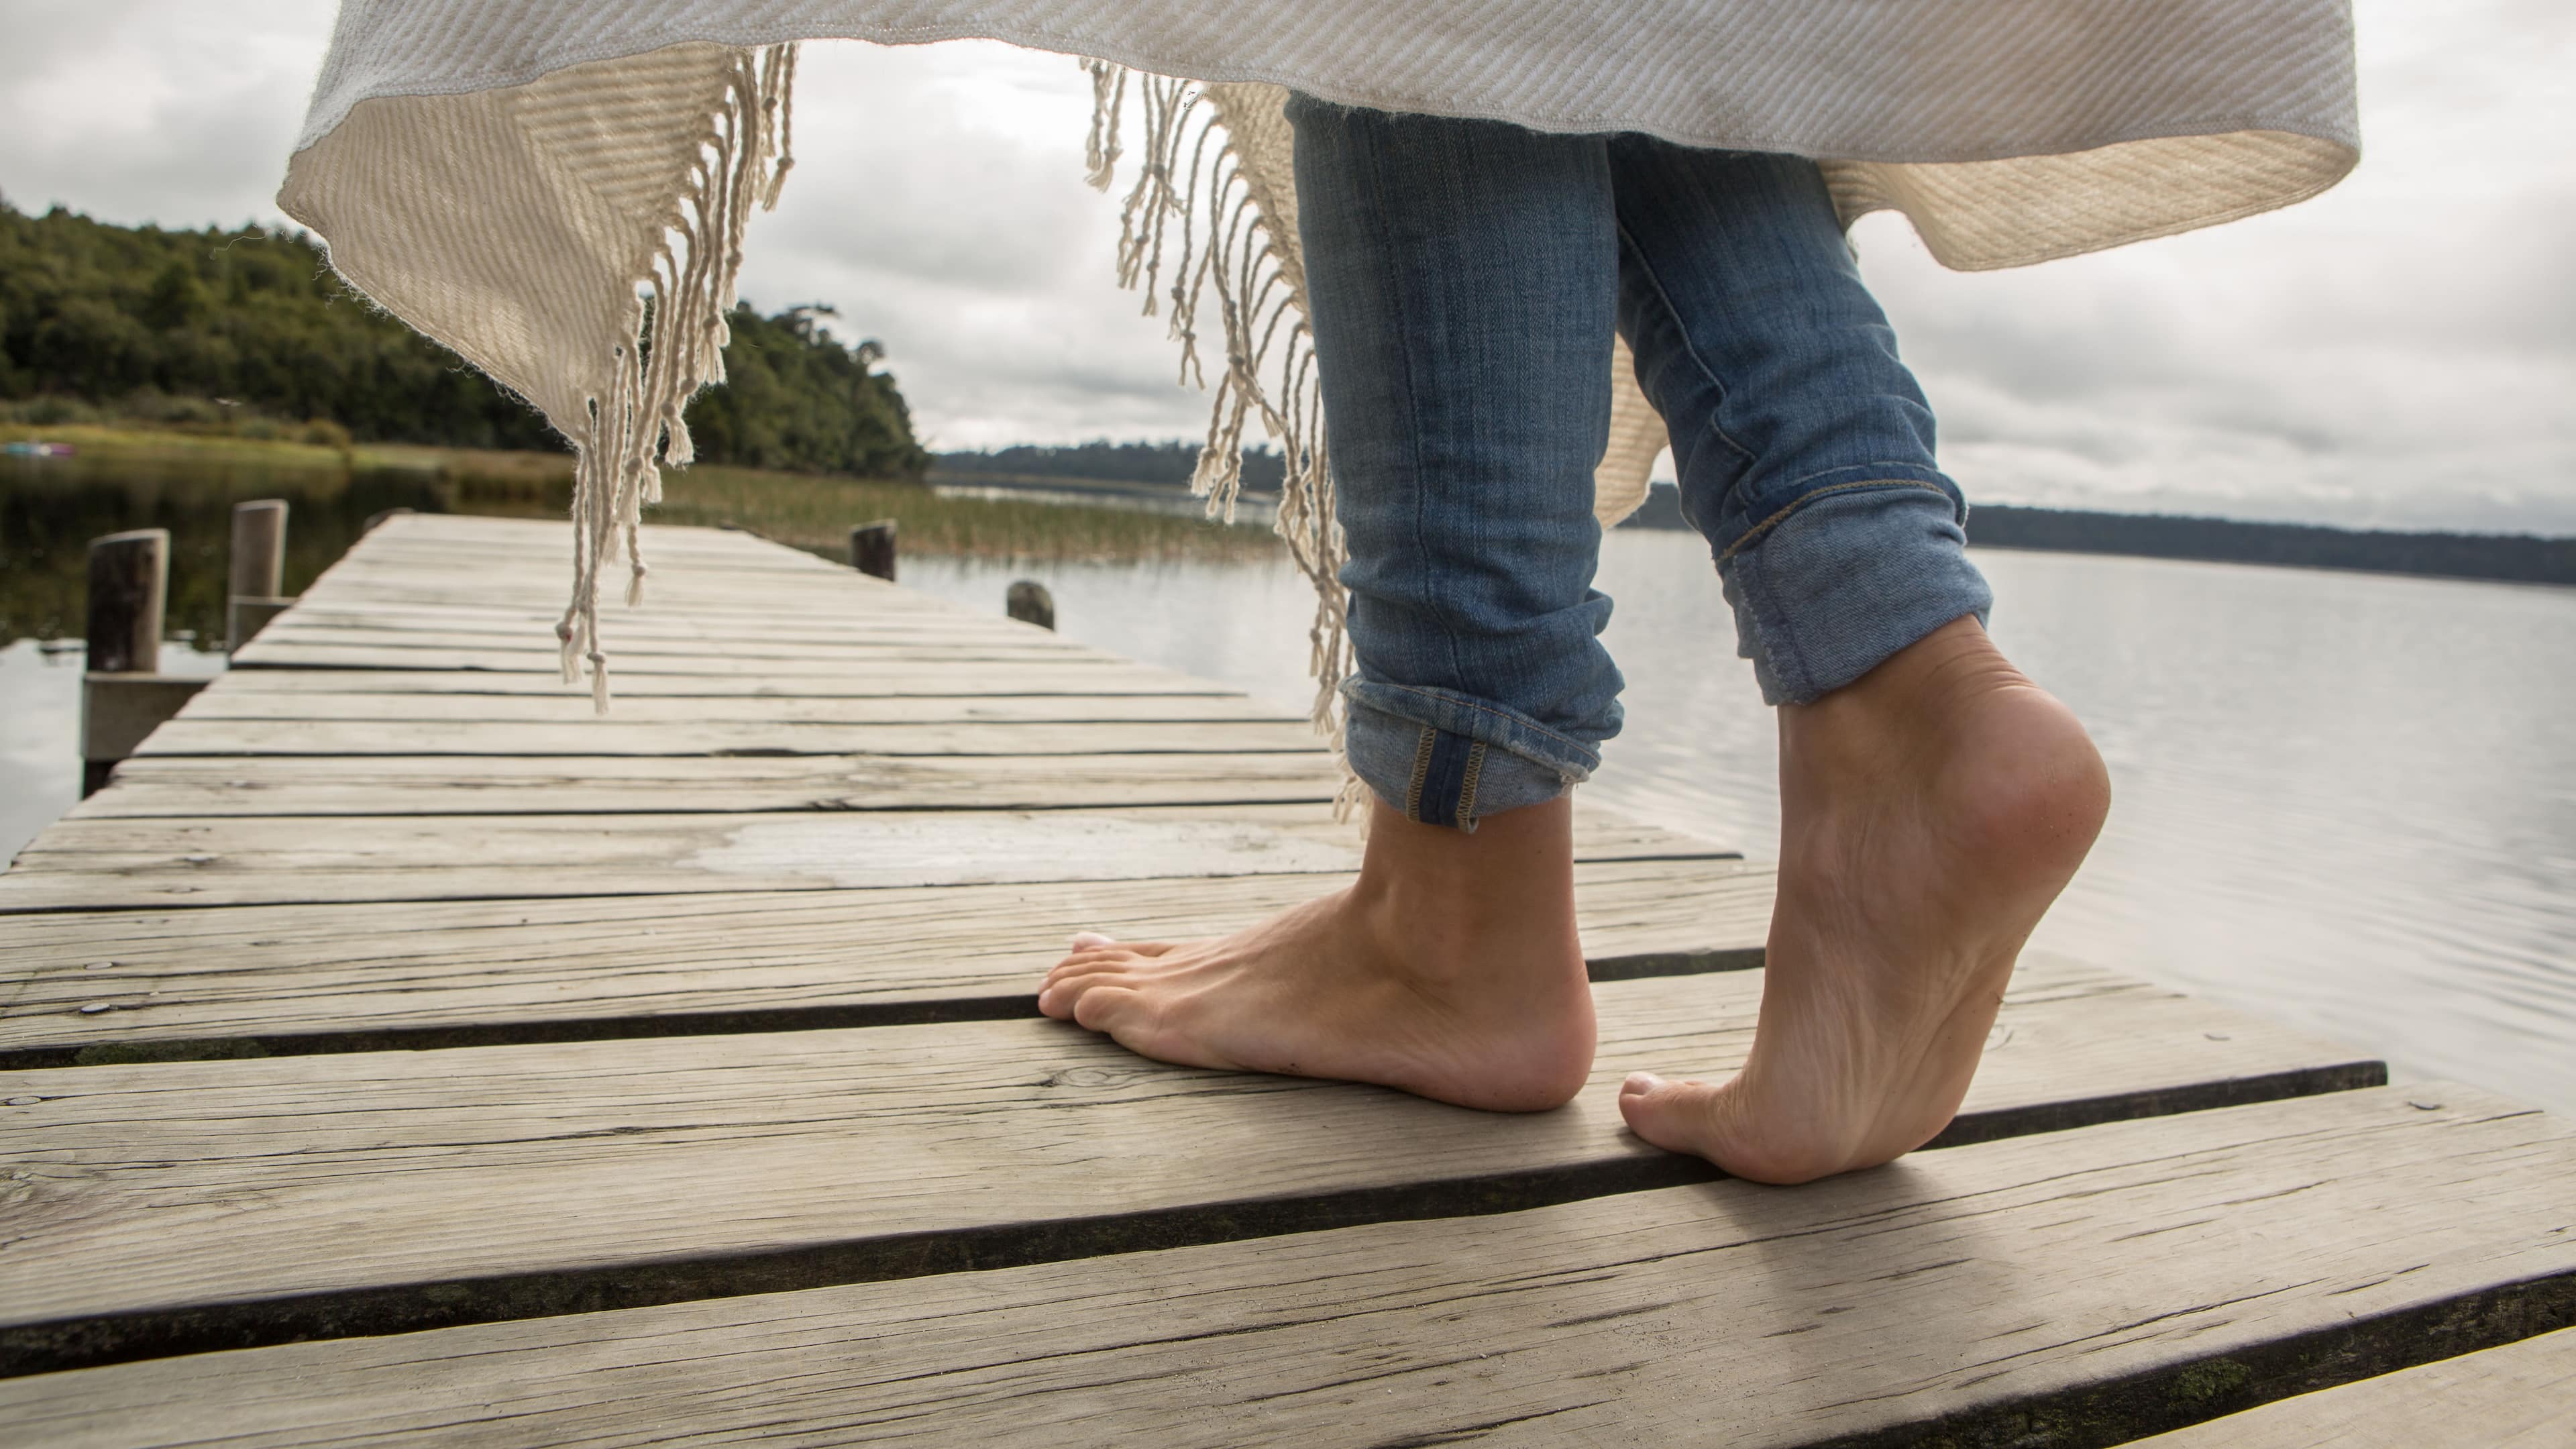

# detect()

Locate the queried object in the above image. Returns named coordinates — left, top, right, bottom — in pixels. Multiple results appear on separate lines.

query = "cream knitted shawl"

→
left=280, top=2, right=2358, bottom=752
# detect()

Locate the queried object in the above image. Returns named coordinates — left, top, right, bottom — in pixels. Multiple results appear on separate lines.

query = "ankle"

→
left=1345, top=796, right=1582, bottom=984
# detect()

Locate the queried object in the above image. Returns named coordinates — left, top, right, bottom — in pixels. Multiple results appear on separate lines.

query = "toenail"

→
left=1623, top=1072, right=1664, bottom=1095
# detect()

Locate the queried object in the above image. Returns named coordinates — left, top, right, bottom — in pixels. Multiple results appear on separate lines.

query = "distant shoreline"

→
left=1613, top=485, right=2575, bottom=588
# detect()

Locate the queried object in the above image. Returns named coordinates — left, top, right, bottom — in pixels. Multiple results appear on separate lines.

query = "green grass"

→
left=649, top=464, right=1278, bottom=563
left=3, top=421, right=1280, bottom=564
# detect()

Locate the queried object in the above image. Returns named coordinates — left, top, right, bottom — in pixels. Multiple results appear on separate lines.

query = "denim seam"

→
left=1717, top=478, right=1955, bottom=564
left=1768, top=460, right=1955, bottom=502
left=1358, top=680, right=1604, bottom=769
left=1403, top=725, right=1436, bottom=822
left=1613, top=221, right=1760, bottom=472
left=1379, top=144, right=1472, bottom=696
left=1455, top=741, right=1487, bottom=829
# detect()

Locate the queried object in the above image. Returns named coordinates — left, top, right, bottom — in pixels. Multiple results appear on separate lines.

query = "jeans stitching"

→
left=1371, top=119, right=1471, bottom=696
left=1353, top=681, right=1603, bottom=768
left=1716, top=478, right=1954, bottom=564
left=1403, top=724, right=1436, bottom=822
left=1455, top=741, right=1487, bottom=829
left=1613, top=221, right=1760, bottom=472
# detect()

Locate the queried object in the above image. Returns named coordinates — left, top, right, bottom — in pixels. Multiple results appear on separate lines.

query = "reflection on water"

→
left=904, top=535, right=2576, bottom=1116
left=1, top=450, right=545, bottom=858
left=0, top=449, right=524, bottom=644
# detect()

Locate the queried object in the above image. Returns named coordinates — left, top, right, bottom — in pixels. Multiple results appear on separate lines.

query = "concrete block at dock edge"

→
left=82, top=674, right=211, bottom=763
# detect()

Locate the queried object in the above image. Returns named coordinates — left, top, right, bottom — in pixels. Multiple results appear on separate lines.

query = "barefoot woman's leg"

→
left=1040, top=99, right=1627, bottom=1112
left=1602, top=144, right=2111, bottom=1181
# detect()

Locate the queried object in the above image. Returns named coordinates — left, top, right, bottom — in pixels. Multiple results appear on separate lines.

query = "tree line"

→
left=1619, top=484, right=2574, bottom=586
left=0, top=199, right=928, bottom=478
left=934, top=439, right=1287, bottom=492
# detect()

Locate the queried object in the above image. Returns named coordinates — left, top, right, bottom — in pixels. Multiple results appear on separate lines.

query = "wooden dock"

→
left=3, top=512, right=2569, bottom=1446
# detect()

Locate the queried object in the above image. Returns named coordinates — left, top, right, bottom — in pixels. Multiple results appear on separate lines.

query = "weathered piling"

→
left=81, top=529, right=206, bottom=796
left=227, top=499, right=294, bottom=653
left=1006, top=579, right=1056, bottom=631
left=85, top=529, right=166, bottom=676
left=849, top=520, right=898, bottom=582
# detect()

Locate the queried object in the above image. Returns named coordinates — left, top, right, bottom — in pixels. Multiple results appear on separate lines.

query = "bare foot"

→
left=1619, top=616, right=2110, bottom=1183
left=1038, top=795, right=1596, bottom=1112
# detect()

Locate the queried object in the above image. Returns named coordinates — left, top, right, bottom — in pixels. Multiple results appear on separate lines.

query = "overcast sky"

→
left=2, top=1, right=2569, bottom=533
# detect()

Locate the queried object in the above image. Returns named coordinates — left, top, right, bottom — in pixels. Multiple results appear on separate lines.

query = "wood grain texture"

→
left=249, top=625, right=1095, bottom=662
left=131, top=716, right=1330, bottom=758
left=171, top=690, right=1305, bottom=724
left=0, top=956, right=2388, bottom=1375
left=9, top=1087, right=2558, bottom=1446
left=0, top=802, right=1720, bottom=911
left=230, top=641, right=1127, bottom=674
left=71, top=752, right=1348, bottom=818
left=244, top=608, right=1093, bottom=647
left=199, top=663, right=1238, bottom=696
left=2129, top=1326, right=2576, bottom=1447
left=0, top=858, right=1771, bottom=1064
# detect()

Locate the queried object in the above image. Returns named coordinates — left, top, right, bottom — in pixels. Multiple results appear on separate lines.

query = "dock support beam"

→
left=1006, top=580, right=1055, bottom=631
left=849, top=520, right=898, bottom=582
left=228, top=498, right=294, bottom=653
left=81, top=529, right=207, bottom=797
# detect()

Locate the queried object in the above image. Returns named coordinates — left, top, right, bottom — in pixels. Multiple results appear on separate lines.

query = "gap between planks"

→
left=10, top=1087, right=2562, bottom=1449
left=71, top=752, right=1350, bottom=818
left=0, top=953, right=2387, bottom=1379
left=0, top=857, right=1768, bottom=1067
left=2127, top=1324, right=2576, bottom=1448
left=0, top=802, right=1731, bottom=912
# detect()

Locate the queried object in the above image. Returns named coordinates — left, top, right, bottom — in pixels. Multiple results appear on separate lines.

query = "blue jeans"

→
left=1289, top=95, right=1993, bottom=830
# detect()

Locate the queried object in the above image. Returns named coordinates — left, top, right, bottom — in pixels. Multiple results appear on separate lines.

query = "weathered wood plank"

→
left=229, top=641, right=1216, bottom=677
left=203, top=662, right=1241, bottom=696
left=254, top=609, right=1061, bottom=647
left=299, top=578, right=965, bottom=618
left=296, top=574, right=957, bottom=612
left=72, top=752, right=1345, bottom=818
left=2131, top=1326, right=2576, bottom=1447
left=172, top=690, right=1303, bottom=724
left=0, top=959, right=2390, bottom=1377
left=0, top=858, right=1770, bottom=1065
left=131, top=717, right=1329, bottom=758
left=250, top=625, right=1095, bottom=663
left=0, top=802, right=1720, bottom=911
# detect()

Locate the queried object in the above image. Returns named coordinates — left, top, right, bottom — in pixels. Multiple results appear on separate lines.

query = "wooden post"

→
left=228, top=498, right=293, bottom=653
left=87, top=529, right=166, bottom=676
left=229, top=500, right=287, bottom=599
left=82, top=529, right=207, bottom=796
left=849, top=520, right=898, bottom=582
left=1006, top=580, right=1056, bottom=631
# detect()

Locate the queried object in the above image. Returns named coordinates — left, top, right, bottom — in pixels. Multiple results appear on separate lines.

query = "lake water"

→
left=5, top=496, right=2570, bottom=1118
left=898, top=536, right=2576, bottom=1118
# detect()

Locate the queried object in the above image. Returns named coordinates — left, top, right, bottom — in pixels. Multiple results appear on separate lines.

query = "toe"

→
left=1622, top=1072, right=1855, bottom=1185
left=1617, top=1071, right=1729, bottom=1160
left=1069, top=983, right=1145, bottom=1034
left=1040, top=953, right=1141, bottom=1017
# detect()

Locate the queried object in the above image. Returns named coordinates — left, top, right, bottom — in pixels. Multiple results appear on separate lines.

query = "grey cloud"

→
left=0, top=2, right=2567, bottom=530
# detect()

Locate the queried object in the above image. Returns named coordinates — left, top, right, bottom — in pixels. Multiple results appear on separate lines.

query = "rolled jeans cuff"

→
left=1340, top=681, right=1599, bottom=832
left=1719, top=481, right=1994, bottom=706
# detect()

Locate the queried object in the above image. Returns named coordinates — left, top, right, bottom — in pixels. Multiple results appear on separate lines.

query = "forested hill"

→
left=0, top=199, right=928, bottom=478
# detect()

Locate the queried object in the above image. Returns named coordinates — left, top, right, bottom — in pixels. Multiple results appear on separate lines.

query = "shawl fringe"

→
left=1086, top=63, right=1363, bottom=820
left=558, top=44, right=798, bottom=711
